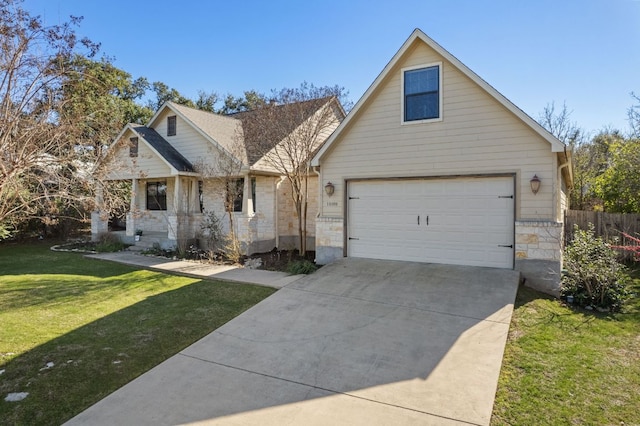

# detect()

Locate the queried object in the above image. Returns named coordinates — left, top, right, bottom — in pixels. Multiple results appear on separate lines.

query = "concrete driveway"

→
left=66, top=258, right=520, bottom=426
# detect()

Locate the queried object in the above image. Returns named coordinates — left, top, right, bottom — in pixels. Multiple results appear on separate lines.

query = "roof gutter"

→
left=557, top=154, right=572, bottom=221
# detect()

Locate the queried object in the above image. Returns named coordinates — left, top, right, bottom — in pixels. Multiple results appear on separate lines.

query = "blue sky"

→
left=25, top=0, right=640, bottom=135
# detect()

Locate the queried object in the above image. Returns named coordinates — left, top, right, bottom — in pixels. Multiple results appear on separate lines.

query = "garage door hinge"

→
left=498, top=195, right=514, bottom=199
left=498, top=244, right=514, bottom=248
left=348, top=237, right=360, bottom=240
left=348, top=196, right=360, bottom=200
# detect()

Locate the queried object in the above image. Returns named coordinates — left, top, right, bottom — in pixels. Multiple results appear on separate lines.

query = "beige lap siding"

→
left=318, top=41, right=556, bottom=222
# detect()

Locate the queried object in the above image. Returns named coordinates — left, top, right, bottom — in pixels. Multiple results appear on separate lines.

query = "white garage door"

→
left=347, top=176, right=514, bottom=268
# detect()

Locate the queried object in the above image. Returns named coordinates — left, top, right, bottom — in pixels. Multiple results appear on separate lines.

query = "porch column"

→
left=90, top=183, right=108, bottom=241
left=126, top=178, right=137, bottom=237
left=242, top=173, right=254, bottom=215
left=173, top=176, right=182, bottom=213
left=167, top=176, right=182, bottom=241
left=190, top=179, right=200, bottom=213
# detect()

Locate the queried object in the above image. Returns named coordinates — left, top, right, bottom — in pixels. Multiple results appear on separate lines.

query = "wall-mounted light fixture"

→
left=530, top=174, right=541, bottom=195
left=324, top=181, right=335, bottom=196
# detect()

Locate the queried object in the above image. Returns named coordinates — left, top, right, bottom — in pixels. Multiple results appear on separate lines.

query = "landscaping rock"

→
left=244, top=258, right=262, bottom=269
left=5, top=392, right=28, bottom=402
left=39, top=361, right=54, bottom=371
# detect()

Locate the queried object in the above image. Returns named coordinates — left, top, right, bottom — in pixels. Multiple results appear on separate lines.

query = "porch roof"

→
left=131, top=125, right=195, bottom=173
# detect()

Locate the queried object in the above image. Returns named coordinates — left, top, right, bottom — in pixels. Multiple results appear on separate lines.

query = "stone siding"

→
left=277, top=177, right=318, bottom=251
left=315, top=216, right=344, bottom=264
left=515, top=220, right=564, bottom=295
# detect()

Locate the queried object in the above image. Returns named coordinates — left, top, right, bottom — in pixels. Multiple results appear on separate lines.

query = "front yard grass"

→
left=0, top=242, right=276, bottom=425
left=492, top=264, right=640, bottom=425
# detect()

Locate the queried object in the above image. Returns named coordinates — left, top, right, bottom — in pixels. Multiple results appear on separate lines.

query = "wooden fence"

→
left=565, top=210, right=640, bottom=261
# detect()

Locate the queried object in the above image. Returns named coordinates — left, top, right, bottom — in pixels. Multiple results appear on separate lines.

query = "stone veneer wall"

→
left=277, top=177, right=318, bottom=251
left=515, top=220, right=564, bottom=295
left=315, top=216, right=344, bottom=264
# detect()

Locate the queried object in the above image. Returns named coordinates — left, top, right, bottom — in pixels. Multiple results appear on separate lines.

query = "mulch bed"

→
left=246, top=249, right=315, bottom=271
left=49, top=239, right=316, bottom=273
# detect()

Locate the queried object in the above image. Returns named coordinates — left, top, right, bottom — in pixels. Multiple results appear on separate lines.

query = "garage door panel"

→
left=347, top=177, right=514, bottom=269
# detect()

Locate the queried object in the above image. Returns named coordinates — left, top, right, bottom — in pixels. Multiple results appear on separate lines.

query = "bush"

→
left=200, top=211, right=223, bottom=250
left=95, top=233, right=126, bottom=252
left=561, top=224, right=630, bottom=312
left=286, top=259, right=318, bottom=275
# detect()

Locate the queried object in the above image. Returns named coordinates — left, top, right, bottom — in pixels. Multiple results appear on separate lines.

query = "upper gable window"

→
left=167, top=115, right=177, bottom=136
left=402, top=63, right=442, bottom=123
left=129, top=137, right=138, bottom=157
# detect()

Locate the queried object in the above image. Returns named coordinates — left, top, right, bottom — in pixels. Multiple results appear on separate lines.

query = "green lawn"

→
left=0, top=242, right=276, bottom=425
left=492, top=265, right=640, bottom=425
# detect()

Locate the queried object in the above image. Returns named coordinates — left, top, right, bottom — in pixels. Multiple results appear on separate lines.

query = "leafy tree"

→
left=592, top=137, right=640, bottom=213
left=219, top=90, right=268, bottom=114
left=0, top=0, right=100, bottom=238
left=195, top=90, right=220, bottom=113
left=61, top=55, right=153, bottom=155
left=568, top=129, right=620, bottom=210
left=148, top=81, right=195, bottom=110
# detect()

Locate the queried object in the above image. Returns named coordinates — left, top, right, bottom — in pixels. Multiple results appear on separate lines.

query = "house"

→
left=311, top=29, right=572, bottom=294
left=91, top=98, right=345, bottom=254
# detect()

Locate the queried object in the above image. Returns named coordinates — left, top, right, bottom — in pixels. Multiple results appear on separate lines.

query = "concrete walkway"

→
left=67, top=258, right=520, bottom=425
left=85, top=251, right=303, bottom=289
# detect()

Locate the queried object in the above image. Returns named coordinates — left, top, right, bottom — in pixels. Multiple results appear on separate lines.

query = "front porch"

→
left=92, top=175, right=204, bottom=249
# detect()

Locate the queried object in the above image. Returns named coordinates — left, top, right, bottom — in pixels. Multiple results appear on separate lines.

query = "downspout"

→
left=557, top=154, right=571, bottom=262
left=313, top=166, right=321, bottom=218
left=313, top=166, right=322, bottom=262
left=557, top=158, right=571, bottom=221
left=274, top=176, right=286, bottom=249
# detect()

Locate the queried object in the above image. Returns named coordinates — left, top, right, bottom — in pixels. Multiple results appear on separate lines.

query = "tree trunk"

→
left=298, top=174, right=311, bottom=256
left=296, top=202, right=305, bottom=255
left=227, top=207, right=236, bottom=248
left=301, top=199, right=308, bottom=255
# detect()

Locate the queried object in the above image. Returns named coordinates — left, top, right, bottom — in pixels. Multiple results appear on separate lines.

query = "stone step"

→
left=130, top=234, right=173, bottom=251
left=134, top=238, right=160, bottom=248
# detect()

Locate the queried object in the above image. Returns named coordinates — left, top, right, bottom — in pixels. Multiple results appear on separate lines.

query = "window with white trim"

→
left=402, top=64, right=442, bottom=122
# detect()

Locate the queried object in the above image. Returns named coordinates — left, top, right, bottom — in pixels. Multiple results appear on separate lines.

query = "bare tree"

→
left=193, top=134, right=246, bottom=261
left=0, top=0, right=101, bottom=238
left=238, top=83, right=347, bottom=254
left=629, top=92, right=640, bottom=138
left=538, top=102, right=591, bottom=209
left=538, top=101, right=583, bottom=146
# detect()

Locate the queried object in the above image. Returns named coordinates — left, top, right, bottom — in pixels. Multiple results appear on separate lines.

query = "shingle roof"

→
left=153, top=98, right=336, bottom=170
left=168, top=102, right=247, bottom=164
left=231, top=97, right=334, bottom=166
left=131, top=125, right=195, bottom=172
